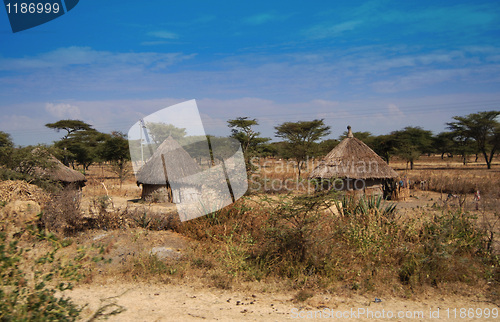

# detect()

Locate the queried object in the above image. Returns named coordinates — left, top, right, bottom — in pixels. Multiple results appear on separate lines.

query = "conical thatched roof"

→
left=309, top=126, right=398, bottom=180
left=46, top=156, right=87, bottom=183
left=32, top=149, right=86, bottom=183
left=136, top=136, right=201, bottom=185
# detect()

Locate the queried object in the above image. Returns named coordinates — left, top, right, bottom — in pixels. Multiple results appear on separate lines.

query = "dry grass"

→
left=171, top=194, right=499, bottom=300
left=5, top=155, right=499, bottom=306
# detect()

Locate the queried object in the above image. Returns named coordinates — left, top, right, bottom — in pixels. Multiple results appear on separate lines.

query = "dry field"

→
left=1, top=154, right=499, bottom=321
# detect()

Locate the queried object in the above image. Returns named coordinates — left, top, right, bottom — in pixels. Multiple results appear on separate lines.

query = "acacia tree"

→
left=391, top=126, right=433, bottom=170
left=45, top=120, right=92, bottom=140
left=46, top=120, right=107, bottom=171
left=434, top=132, right=455, bottom=159
left=46, top=120, right=95, bottom=167
left=447, top=111, right=500, bottom=169
left=99, top=132, right=131, bottom=188
left=64, top=129, right=107, bottom=171
left=275, top=119, right=331, bottom=177
left=146, top=122, right=186, bottom=145
left=0, top=131, right=14, bottom=165
left=227, top=117, right=270, bottom=158
left=371, top=134, right=396, bottom=164
left=339, top=131, right=375, bottom=147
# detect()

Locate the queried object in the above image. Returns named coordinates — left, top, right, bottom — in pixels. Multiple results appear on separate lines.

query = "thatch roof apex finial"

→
left=347, top=125, right=353, bottom=138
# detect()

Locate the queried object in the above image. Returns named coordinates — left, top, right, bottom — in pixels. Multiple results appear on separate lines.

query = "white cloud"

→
left=387, top=103, right=404, bottom=118
left=0, top=47, right=194, bottom=71
left=45, top=103, right=81, bottom=119
left=243, top=13, right=289, bottom=25
left=148, top=31, right=179, bottom=39
left=3, top=93, right=500, bottom=146
left=302, top=20, right=362, bottom=39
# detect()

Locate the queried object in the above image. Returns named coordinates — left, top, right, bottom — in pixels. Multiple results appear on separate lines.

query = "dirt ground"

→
left=66, top=282, right=499, bottom=321
left=55, top=189, right=498, bottom=321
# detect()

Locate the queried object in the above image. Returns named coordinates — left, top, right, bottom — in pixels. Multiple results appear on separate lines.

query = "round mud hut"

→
left=136, top=136, right=202, bottom=203
left=309, top=126, right=398, bottom=198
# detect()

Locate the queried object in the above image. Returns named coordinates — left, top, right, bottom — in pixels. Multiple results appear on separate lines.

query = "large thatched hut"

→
left=309, top=126, right=398, bottom=198
left=136, top=136, right=202, bottom=203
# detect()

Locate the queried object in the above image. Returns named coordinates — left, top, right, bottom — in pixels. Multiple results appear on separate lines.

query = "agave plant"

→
left=335, top=195, right=397, bottom=219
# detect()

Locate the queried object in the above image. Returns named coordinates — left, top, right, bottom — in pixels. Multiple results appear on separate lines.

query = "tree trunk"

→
left=482, top=150, right=491, bottom=169
left=487, top=148, right=497, bottom=170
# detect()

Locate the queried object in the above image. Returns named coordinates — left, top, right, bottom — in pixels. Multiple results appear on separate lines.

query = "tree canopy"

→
left=99, top=131, right=131, bottom=187
left=227, top=117, right=270, bottom=158
left=275, top=119, right=331, bottom=177
left=45, top=120, right=93, bottom=140
left=447, top=111, right=500, bottom=169
left=46, top=120, right=105, bottom=170
left=146, top=122, right=186, bottom=145
left=391, top=126, right=433, bottom=170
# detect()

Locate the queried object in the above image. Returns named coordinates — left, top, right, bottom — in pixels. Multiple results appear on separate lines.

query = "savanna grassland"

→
left=1, top=154, right=499, bottom=321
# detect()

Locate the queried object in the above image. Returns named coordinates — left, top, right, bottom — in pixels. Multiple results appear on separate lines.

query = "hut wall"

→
left=178, top=186, right=202, bottom=203
left=336, top=178, right=383, bottom=195
left=363, top=179, right=384, bottom=196
left=323, top=178, right=385, bottom=200
left=62, top=181, right=86, bottom=190
left=141, top=184, right=173, bottom=203
left=141, top=184, right=201, bottom=204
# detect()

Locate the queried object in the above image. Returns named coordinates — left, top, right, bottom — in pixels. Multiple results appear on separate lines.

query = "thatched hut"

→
left=33, top=149, right=86, bottom=189
left=136, top=136, right=202, bottom=203
left=309, top=126, right=398, bottom=198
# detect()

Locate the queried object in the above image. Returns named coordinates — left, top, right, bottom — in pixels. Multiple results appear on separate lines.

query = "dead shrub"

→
left=210, top=271, right=233, bottom=290
left=41, top=188, right=85, bottom=235
left=90, top=209, right=127, bottom=230
left=176, top=192, right=498, bottom=295
left=293, top=289, right=314, bottom=302
left=127, top=209, right=180, bottom=231
left=397, top=212, right=492, bottom=288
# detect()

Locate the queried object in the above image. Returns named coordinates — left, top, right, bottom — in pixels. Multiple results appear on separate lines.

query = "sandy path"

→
left=66, top=282, right=498, bottom=321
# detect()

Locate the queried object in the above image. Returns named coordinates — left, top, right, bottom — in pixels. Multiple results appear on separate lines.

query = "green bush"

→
left=0, top=230, right=82, bottom=321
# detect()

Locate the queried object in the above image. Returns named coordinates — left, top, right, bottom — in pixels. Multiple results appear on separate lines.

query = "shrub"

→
left=398, top=212, right=492, bottom=287
left=177, top=192, right=498, bottom=294
left=0, top=230, right=82, bottom=321
left=41, top=188, right=85, bottom=235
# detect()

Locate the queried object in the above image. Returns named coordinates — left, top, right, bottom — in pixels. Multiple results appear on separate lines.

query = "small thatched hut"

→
left=136, top=136, right=202, bottom=203
left=309, top=126, right=398, bottom=198
left=33, top=149, right=86, bottom=189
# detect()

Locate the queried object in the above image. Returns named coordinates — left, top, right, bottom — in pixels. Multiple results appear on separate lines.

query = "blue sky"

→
left=1, top=0, right=500, bottom=145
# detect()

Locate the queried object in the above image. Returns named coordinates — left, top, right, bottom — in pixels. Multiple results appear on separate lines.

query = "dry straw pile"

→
left=0, top=180, right=49, bottom=204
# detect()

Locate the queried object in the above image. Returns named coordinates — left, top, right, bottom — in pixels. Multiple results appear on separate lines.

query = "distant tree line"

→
left=43, top=120, right=131, bottom=175
left=0, top=120, right=131, bottom=188
left=227, top=110, right=499, bottom=170
left=0, top=110, right=498, bottom=186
